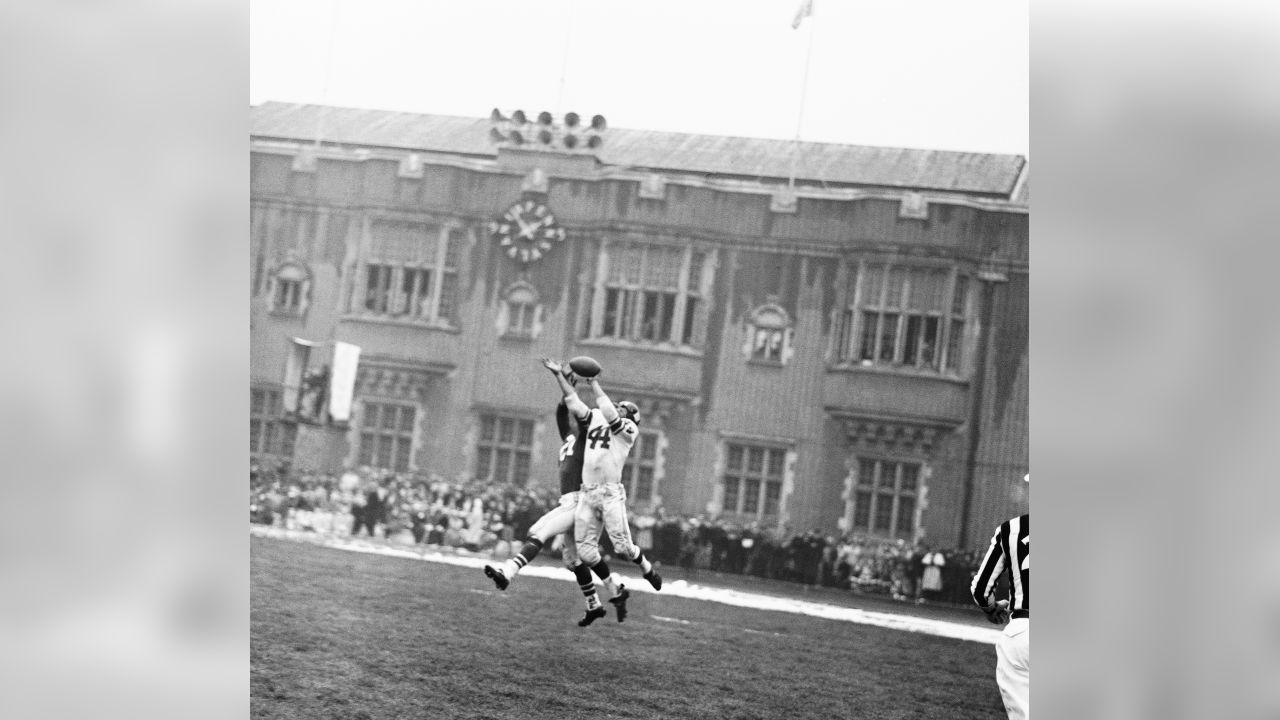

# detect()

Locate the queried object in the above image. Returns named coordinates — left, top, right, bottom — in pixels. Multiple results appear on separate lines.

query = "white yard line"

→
left=252, top=526, right=1002, bottom=645
left=651, top=615, right=694, bottom=625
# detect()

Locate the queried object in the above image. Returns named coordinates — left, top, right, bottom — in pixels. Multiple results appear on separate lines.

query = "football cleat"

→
left=578, top=606, right=607, bottom=627
left=483, top=564, right=509, bottom=591
left=644, top=569, right=663, bottom=591
left=608, top=586, right=630, bottom=623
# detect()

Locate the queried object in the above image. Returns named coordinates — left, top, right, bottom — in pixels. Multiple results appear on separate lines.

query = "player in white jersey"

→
left=553, top=368, right=662, bottom=618
left=482, top=362, right=625, bottom=626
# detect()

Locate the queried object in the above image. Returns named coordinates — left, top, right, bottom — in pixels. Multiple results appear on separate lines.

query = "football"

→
left=568, top=355, right=602, bottom=378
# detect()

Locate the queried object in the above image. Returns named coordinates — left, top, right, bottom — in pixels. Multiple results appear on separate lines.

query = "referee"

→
left=970, top=474, right=1029, bottom=720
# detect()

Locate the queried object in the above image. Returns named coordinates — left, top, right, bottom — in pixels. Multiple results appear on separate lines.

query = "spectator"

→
left=724, top=525, right=744, bottom=574
left=634, top=511, right=656, bottom=554
left=921, top=548, right=947, bottom=602
left=910, top=544, right=928, bottom=602
left=351, top=480, right=386, bottom=537
left=708, top=522, right=728, bottom=572
left=819, top=537, right=839, bottom=587
left=409, top=501, right=430, bottom=544
left=678, top=519, right=699, bottom=576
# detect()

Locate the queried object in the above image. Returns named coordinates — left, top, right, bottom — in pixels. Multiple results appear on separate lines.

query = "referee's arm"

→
left=970, top=522, right=1007, bottom=609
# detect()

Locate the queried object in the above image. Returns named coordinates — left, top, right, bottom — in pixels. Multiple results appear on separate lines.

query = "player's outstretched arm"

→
left=543, top=358, right=589, bottom=418
left=589, top=377, right=619, bottom=423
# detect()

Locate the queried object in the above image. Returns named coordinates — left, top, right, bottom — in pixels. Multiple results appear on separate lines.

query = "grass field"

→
left=251, top=536, right=1006, bottom=720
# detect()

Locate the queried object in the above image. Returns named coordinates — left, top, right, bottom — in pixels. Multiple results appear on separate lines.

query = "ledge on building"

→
left=574, top=337, right=704, bottom=359
left=825, top=361, right=970, bottom=387
left=339, top=313, right=463, bottom=334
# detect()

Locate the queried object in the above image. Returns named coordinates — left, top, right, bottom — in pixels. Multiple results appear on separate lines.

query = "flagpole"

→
left=556, top=0, right=575, bottom=114
left=789, top=4, right=817, bottom=192
left=315, top=0, right=342, bottom=148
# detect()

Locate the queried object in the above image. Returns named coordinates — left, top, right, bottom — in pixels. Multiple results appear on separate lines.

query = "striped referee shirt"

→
left=970, top=514, right=1029, bottom=613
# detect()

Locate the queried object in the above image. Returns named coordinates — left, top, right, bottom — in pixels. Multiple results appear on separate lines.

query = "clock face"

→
left=487, top=198, right=566, bottom=263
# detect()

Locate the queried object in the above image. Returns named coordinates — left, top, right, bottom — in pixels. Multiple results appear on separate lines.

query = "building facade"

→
left=250, top=102, right=1029, bottom=550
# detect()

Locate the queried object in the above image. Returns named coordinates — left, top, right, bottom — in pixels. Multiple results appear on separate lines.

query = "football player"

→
left=481, top=360, right=624, bottom=626
left=549, top=361, right=662, bottom=620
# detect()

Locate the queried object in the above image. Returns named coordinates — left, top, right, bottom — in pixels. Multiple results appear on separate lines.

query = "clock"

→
left=487, top=198, right=566, bottom=264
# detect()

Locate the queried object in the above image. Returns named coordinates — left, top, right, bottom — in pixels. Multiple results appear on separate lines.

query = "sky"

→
left=250, top=0, right=1028, bottom=156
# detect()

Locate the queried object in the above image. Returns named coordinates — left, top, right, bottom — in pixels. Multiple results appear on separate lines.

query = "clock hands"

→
left=494, top=202, right=564, bottom=263
left=508, top=212, right=537, bottom=240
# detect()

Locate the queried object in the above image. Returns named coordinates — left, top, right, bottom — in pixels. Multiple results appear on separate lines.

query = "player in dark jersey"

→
left=482, top=361, right=626, bottom=626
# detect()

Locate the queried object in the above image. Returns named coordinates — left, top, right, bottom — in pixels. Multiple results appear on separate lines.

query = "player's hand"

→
left=541, top=357, right=563, bottom=374
left=982, top=599, right=1010, bottom=624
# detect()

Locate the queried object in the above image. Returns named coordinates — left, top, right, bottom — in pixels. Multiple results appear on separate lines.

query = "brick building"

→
left=249, top=102, right=1029, bottom=550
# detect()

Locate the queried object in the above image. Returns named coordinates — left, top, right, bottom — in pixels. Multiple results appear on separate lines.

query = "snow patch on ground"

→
left=252, top=526, right=1000, bottom=645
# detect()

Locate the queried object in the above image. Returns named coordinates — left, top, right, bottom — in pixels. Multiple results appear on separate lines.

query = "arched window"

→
left=268, top=261, right=310, bottom=315
left=503, top=282, right=539, bottom=337
left=748, top=304, right=791, bottom=363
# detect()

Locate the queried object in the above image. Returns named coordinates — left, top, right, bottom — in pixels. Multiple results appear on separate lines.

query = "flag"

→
left=328, top=341, right=361, bottom=423
left=282, top=337, right=319, bottom=413
left=791, top=0, right=813, bottom=29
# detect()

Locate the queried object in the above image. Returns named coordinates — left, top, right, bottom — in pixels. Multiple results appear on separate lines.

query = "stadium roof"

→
left=251, top=102, right=1026, bottom=198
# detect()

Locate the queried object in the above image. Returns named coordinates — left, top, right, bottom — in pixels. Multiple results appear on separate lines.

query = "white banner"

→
left=282, top=337, right=318, bottom=414
left=328, top=341, right=361, bottom=423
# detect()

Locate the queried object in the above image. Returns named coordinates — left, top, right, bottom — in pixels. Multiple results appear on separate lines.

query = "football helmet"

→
left=617, top=400, right=640, bottom=426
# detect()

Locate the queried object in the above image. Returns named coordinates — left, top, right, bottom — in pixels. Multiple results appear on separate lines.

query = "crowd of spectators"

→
left=250, top=461, right=560, bottom=553
left=250, top=462, right=983, bottom=606
left=632, top=512, right=986, bottom=606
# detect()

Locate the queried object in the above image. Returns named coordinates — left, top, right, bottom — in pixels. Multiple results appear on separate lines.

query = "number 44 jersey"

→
left=579, top=407, right=638, bottom=489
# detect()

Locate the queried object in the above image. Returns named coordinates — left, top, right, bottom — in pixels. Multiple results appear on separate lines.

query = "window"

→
left=252, top=204, right=328, bottom=298
left=721, top=443, right=787, bottom=520
left=250, top=388, right=297, bottom=458
left=357, top=401, right=416, bottom=471
left=622, top=430, right=660, bottom=503
left=503, top=283, right=538, bottom=337
left=357, top=220, right=462, bottom=324
left=749, top=305, right=790, bottom=363
left=848, top=458, right=920, bottom=540
left=836, top=263, right=970, bottom=373
left=267, top=262, right=310, bottom=315
left=583, top=242, right=708, bottom=347
left=476, top=414, right=535, bottom=486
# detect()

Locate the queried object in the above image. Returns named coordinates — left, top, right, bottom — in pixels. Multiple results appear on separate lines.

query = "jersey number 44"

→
left=586, top=426, right=612, bottom=450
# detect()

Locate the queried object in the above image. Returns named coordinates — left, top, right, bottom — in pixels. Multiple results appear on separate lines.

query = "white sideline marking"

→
left=252, top=526, right=1001, bottom=645
left=651, top=615, right=693, bottom=625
